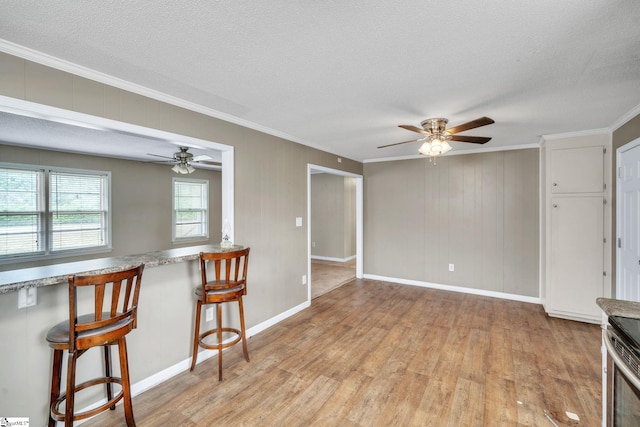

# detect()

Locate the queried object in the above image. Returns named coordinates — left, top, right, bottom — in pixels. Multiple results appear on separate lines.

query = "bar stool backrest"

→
left=199, top=248, right=250, bottom=296
left=68, top=265, right=145, bottom=352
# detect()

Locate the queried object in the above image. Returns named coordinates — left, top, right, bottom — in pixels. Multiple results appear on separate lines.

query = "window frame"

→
left=172, top=177, right=209, bottom=243
left=0, top=162, right=111, bottom=264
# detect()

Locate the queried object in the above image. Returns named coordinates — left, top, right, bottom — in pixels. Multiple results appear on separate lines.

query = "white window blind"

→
left=0, top=164, right=110, bottom=261
left=50, top=171, right=107, bottom=251
left=0, top=168, right=44, bottom=256
left=173, top=178, right=208, bottom=240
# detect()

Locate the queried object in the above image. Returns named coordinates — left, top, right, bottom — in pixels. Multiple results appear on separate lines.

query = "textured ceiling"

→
left=0, top=0, right=639, bottom=162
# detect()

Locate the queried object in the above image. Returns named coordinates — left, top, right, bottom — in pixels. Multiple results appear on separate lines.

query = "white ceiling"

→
left=0, top=1, right=639, bottom=163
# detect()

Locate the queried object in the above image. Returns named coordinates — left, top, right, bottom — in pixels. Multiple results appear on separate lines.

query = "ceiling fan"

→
left=147, top=146, right=221, bottom=174
left=378, top=116, right=495, bottom=159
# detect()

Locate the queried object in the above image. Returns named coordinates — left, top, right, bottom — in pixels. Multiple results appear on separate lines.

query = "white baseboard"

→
left=363, top=274, right=541, bottom=305
left=311, top=255, right=356, bottom=263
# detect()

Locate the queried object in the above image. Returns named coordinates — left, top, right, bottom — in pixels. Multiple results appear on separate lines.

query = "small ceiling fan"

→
left=147, top=146, right=221, bottom=174
left=378, top=116, right=495, bottom=158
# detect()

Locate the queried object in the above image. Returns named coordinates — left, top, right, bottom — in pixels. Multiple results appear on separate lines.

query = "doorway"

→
left=307, top=164, right=363, bottom=301
left=616, top=137, right=640, bottom=300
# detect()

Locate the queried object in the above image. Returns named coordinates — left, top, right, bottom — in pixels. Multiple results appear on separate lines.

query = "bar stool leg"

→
left=190, top=300, right=203, bottom=371
left=217, top=303, right=223, bottom=381
left=118, top=337, right=136, bottom=427
left=238, top=297, right=249, bottom=362
left=49, top=349, right=63, bottom=427
left=104, top=345, right=115, bottom=410
left=65, top=352, right=77, bottom=427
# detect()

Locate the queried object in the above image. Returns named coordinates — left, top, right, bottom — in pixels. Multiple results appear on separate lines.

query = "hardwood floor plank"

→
left=447, top=377, right=486, bottom=427
left=459, top=328, right=490, bottom=384
left=512, top=349, right=553, bottom=426
left=374, top=371, right=430, bottom=426
left=483, top=377, right=519, bottom=425
left=487, top=325, right=515, bottom=381
left=407, top=325, right=450, bottom=376
left=309, top=370, right=374, bottom=426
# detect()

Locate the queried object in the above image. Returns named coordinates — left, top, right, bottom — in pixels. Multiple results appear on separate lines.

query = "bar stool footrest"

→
left=198, top=327, right=242, bottom=351
left=51, top=376, right=124, bottom=422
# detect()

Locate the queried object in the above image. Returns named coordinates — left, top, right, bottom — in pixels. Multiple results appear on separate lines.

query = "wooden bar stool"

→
left=190, top=248, right=250, bottom=381
left=46, top=264, right=144, bottom=427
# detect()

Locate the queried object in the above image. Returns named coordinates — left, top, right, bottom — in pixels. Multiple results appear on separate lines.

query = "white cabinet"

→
left=550, top=146, right=605, bottom=193
left=543, top=136, right=611, bottom=323
left=549, top=196, right=604, bottom=319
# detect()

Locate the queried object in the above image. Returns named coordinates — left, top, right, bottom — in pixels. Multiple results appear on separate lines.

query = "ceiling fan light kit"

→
left=418, top=136, right=452, bottom=157
left=172, top=163, right=195, bottom=174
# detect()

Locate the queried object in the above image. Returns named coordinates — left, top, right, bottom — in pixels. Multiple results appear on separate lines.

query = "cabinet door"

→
left=549, top=196, right=604, bottom=319
left=551, top=146, right=604, bottom=193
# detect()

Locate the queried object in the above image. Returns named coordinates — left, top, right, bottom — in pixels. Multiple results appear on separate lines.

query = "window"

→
left=0, top=164, right=110, bottom=261
left=173, top=178, right=208, bottom=241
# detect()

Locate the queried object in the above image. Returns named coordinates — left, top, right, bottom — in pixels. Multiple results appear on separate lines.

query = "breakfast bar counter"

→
left=0, top=244, right=245, bottom=294
left=0, top=243, right=249, bottom=425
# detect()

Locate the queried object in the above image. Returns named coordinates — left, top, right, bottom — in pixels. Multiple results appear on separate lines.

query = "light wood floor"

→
left=84, top=279, right=602, bottom=426
left=311, top=258, right=356, bottom=299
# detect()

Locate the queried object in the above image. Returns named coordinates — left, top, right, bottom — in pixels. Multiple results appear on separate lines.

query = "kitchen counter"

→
left=596, top=297, right=640, bottom=320
left=0, top=244, right=244, bottom=294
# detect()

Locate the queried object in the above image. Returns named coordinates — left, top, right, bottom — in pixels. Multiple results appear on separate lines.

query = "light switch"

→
left=295, top=217, right=302, bottom=227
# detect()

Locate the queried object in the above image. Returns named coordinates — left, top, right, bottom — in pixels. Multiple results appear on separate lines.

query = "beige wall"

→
left=310, top=173, right=356, bottom=260
left=364, top=149, right=540, bottom=297
left=611, top=112, right=640, bottom=294
left=0, top=51, right=363, bottom=425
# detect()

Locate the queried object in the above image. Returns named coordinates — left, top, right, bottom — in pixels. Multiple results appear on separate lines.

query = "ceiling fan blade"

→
left=446, top=117, right=494, bottom=135
left=194, top=160, right=222, bottom=166
left=377, top=138, right=421, bottom=149
left=399, top=124, right=429, bottom=135
left=146, top=153, right=174, bottom=160
left=449, top=135, right=491, bottom=144
left=191, top=154, right=213, bottom=162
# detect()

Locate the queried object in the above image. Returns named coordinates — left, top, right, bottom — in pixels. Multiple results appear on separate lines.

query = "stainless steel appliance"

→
left=604, top=315, right=640, bottom=426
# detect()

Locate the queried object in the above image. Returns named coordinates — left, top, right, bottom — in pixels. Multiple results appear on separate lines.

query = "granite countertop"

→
left=0, top=244, right=245, bottom=294
left=597, top=297, right=640, bottom=320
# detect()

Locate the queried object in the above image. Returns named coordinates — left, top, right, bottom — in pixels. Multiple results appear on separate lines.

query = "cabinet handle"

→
left=553, top=204, right=558, bottom=208
left=553, top=183, right=557, bottom=187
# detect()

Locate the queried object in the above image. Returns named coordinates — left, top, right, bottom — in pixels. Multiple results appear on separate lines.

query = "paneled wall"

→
left=364, top=149, right=539, bottom=297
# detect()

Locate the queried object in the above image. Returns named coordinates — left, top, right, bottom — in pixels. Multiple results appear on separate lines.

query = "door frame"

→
left=616, top=136, right=640, bottom=298
left=307, top=164, right=363, bottom=302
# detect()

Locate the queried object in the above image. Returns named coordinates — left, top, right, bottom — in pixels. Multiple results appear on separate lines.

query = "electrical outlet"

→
left=302, top=275, right=307, bottom=285
left=312, top=241, right=316, bottom=247
left=18, top=287, right=37, bottom=308
left=205, top=307, right=214, bottom=322
left=448, top=264, right=455, bottom=272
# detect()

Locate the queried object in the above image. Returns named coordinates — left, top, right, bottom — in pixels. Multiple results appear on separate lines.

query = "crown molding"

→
left=609, top=102, right=640, bottom=132
left=0, top=39, right=356, bottom=158
left=540, top=128, right=610, bottom=141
